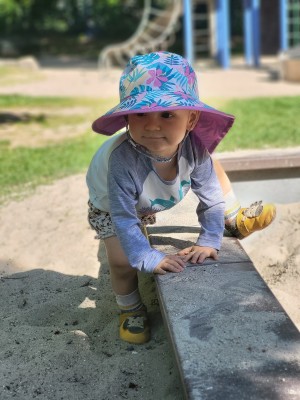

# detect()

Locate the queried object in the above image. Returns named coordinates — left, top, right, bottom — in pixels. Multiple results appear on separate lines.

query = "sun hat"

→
left=92, top=51, right=234, bottom=153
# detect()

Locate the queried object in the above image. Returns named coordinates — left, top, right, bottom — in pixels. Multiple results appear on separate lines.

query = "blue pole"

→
left=279, top=0, right=288, bottom=51
left=216, top=0, right=230, bottom=69
left=183, top=0, right=194, bottom=64
left=243, top=0, right=253, bottom=65
left=252, top=0, right=260, bottom=67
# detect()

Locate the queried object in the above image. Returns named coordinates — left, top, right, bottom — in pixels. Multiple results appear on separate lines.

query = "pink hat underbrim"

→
left=92, top=105, right=234, bottom=154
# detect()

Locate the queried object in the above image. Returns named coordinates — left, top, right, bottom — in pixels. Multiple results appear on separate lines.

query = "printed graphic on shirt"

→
left=150, top=195, right=176, bottom=210
left=178, top=179, right=191, bottom=200
left=137, top=157, right=192, bottom=216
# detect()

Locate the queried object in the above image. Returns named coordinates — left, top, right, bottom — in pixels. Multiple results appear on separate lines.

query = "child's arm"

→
left=108, top=152, right=181, bottom=273
left=190, top=149, right=225, bottom=256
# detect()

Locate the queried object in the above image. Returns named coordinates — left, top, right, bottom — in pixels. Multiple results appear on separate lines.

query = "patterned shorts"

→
left=87, top=201, right=156, bottom=240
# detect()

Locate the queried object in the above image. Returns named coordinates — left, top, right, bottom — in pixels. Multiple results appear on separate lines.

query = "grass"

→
left=0, top=94, right=111, bottom=203
left=0, top=134, right=105, bottom=201
left=1, top=94, right=300, bottom=204
left=0, top=94, right=98, bottom=108
left=217, top=96, right=300, bottom=151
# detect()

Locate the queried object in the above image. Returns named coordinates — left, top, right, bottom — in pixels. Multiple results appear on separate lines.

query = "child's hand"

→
left=177, top=245, right=218, bottom=264
left=154, top=255, right=186, bottom=275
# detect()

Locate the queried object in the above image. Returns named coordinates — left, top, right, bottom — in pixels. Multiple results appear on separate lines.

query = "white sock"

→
left=115, top=288, right=143, bottom=313
left=224, top=190, right=241, bottom=228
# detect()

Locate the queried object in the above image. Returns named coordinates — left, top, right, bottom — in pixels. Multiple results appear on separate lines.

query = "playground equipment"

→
left=98, top=0, right=182, bottom=68
left=99, top=0, right=299, bottom=70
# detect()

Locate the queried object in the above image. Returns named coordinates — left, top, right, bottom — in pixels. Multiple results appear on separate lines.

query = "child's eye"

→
left=161, top=112, right=173, bottom=119
left=135, top=113, right=146, bottom=117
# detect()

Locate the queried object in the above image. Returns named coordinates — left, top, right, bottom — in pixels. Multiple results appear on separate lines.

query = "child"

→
left=86, top=51, right=275, bottom=344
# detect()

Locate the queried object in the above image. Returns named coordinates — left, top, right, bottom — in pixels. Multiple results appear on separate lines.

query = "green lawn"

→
left=1, top=94, right=299, bottom=203
left=0, top=134, right=105, bottom=198
left=0, top=94, right=110, bottom=202
left=217, top=96, right=300, bottom=151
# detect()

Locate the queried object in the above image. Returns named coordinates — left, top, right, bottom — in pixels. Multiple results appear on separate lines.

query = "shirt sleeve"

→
left=107, top=151, right=165, bottom=273
left=191, top=149, right=225, bottom=250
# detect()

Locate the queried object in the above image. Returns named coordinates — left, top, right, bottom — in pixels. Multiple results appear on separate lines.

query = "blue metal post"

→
left=183, top=0, right=194, bottom=64
left=243, top=0, right=260, bottom=67
left=279, top=0, right=288, bottom=51
left=252, top=0, right=260, bottom=67
left=216, top=0, right=230, bottom=69
left=243, top=0, right=253, bottom=65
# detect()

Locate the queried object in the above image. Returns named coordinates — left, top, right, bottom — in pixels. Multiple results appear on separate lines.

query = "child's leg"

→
left=213, top=159, right=276, bottom=239
left=104, top=235, right=150, bottom=344
left=104, top=236, right=138, bottom=295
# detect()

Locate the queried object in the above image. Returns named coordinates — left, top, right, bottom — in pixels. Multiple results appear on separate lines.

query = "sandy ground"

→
left=0, top=58, right=300, bottom=399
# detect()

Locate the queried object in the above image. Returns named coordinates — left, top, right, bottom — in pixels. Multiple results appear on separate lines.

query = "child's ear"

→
left=187, top=111, right=200, bottom=131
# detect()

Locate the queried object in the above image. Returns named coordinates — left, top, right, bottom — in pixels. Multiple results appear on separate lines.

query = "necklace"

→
left=126, top=131, right=178, bottom=163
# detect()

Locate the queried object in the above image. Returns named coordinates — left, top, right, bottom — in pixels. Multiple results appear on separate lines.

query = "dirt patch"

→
left=242, top=202, right=300, bottom=328
left=0, top=174, right=184, bottom=400
left=0, top=106, right=92, bottom=147
left=0, top=174, right=299, bottom=399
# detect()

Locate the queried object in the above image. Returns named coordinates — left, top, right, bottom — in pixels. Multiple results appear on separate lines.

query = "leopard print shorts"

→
left=87, top=201, right=156, bottom=240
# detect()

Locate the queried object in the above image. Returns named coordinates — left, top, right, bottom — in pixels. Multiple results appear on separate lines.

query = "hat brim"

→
left=92, top=91, right=234, bottom=153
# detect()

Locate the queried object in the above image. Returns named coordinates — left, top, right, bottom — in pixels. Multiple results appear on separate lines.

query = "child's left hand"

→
left=177, top=245, right=218, bottom=264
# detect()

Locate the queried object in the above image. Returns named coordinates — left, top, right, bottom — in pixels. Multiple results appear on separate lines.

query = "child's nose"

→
left=144, top=114, right=160, bottom=131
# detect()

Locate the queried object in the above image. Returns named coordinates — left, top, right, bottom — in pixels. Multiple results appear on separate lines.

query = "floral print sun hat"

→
left=92, top=51, right=234, bottom=153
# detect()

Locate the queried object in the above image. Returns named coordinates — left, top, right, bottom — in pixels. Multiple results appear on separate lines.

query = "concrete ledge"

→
left=218, top=152, right=300, bottom=171
left=216, top=149, right=300, bottom=181
left=151, top=234, right=300, bottom=400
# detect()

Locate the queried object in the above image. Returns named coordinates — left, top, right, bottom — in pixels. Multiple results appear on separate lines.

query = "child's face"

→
left=128, top=110, right=199, bottom=157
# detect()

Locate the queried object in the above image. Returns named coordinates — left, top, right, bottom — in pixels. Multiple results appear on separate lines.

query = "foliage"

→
left=0, top=0, right=157, bottom=57
left=0, top=0, right=173, bottom=58
left=0, top=0, right=144, bottom=36
left=0, top=0, right=178, bottom=57
left=0, top=0, right=59, bottom=33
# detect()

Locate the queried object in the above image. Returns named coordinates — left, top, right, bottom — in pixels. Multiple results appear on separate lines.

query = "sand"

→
left=0, top=58, right=299, bottom=399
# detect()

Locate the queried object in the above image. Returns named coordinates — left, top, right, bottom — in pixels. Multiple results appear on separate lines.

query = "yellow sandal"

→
left=119, top=308, right=150, bottom=344
left=236, top=201, right=276, bottom=239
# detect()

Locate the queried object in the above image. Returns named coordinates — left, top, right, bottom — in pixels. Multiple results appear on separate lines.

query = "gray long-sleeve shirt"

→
left=86, top=131, right=225, bottom=272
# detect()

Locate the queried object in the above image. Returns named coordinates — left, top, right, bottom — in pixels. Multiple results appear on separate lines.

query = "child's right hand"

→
left=154, top=255, right=186, bottom=275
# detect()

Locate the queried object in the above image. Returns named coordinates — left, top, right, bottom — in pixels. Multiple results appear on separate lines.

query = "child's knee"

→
left=110, top=262, right=137, bottom=280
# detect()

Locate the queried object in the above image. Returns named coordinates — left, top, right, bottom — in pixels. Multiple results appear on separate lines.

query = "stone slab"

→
left=152, top=235, right=300, bottom=400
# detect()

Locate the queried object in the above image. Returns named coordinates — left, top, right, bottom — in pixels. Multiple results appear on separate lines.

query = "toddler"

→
left=87, top=51, right=275, bottom=344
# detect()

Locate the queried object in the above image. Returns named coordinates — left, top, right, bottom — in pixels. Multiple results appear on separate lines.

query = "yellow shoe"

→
left=236, top=201, right=276, bottom=239
left=119, top=308, right=150, bottom=344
